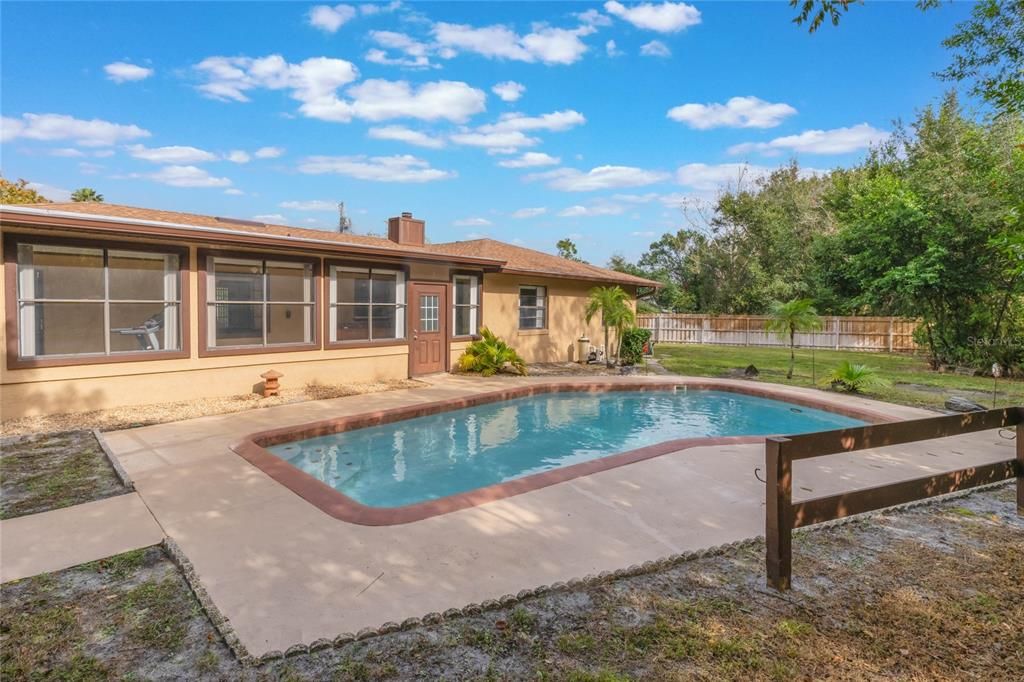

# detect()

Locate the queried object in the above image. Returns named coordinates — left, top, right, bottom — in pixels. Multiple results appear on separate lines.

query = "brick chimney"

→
left=387, top=211, right=425, bottom=246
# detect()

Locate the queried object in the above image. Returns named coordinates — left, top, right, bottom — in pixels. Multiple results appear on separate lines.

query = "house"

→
left=0, top=202, right=658, bottom=418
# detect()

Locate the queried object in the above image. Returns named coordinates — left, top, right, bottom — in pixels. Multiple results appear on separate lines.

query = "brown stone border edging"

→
left=230, top=380, right=894, bottom=526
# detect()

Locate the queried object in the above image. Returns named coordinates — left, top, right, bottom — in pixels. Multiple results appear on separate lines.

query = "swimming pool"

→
left=264, top=389, right=866, bottom=510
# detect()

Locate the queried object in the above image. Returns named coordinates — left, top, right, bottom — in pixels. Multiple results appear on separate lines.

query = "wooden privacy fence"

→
left=765, top=407, right=1024, bottom=591
left=638, top=314, right=920, bottom=352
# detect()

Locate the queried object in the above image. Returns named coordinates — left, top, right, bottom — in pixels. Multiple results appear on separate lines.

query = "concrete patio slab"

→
left=0, top=493, right=165, bottom=582
left=97, top=375, right=1014, bottom=657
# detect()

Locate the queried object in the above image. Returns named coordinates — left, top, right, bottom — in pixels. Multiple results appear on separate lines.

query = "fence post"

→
left=654, top=315, right=661, bottom=344
left=766, top=436, right=793, bottom=591
left=833, top=317, right=840, bottom=350
left=888, top=318, right=894, bottom=353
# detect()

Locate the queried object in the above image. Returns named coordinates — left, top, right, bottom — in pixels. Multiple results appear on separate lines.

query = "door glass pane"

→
left=267, top=263, right=310, bottom=302
left=371, top=305, right=398, bottom=340
left=214, top=260, right=263, bottom=301
left=22, top=245, right=104, bottom=300
left=336, top=305, right=370, bottom=341
left=420, top=294, right=439, bottom=332
left=27, top=302, right=105, bottom=356
left=213, top=303, right=263, bottom=346
left=268, top=303, right=312, bottom=344
left=109, top=251, right=173, bottom=301
left=110, top=302, right=178, bottom=352
left=336, top=270, right=370, bottom=304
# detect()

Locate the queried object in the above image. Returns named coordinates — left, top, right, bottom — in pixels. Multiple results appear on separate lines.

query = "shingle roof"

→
left=4, top=202, right=660, bottom=288
left=427, top=238, right=660, bottom=287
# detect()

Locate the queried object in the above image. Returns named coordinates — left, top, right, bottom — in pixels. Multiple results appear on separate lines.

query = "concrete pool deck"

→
left=79, top=376, right=1018, bottom=656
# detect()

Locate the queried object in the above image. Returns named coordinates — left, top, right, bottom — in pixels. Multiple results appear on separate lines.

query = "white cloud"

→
left=142, top=165, right=232, bottom=188
left=369, top=125, right=445, bottom=148
left=126, top=144, right=218, bottom=164
left=344, top=79, right=486, bottom=122
left=359, top=1, right=402, bottom=16
left=449, top=130, right=539, bottom=151
left=279, top=200, right=337, bottom=211
left=78, top=161, right=103, bottom=175
left=308, top=4, right=356, bottom=33
left=454, top=217, right=492, bottom=226
left=224, top=188, right=245, bottom=195
left=104, top=61, right=154, bottom=83
left=674, top=163, right=824, bottom=193
left=640, top=40, right=671, bottom=57
left=254, top=213, right=288, bottom=224
left=479, top=109, right=586, bottom=133
left=613, top=192, right=660, bottom=203
left=631, top=230, right=656, bottom=237
left=50, top=147, right=85, bottom=157
left=26, top=182, right=72, bottom=202
left=606, top=39, right=623, bottom=57
left=254, top=146, right=285, bottom=158
left=728, top=123, right=890, bottom=156
left=558, top=203, right=626, bottom=217
left=226, top=150, right=251, bottom=163
left=2, top=113, right=150, bottom=147
left=576, top=9, right=613, bottom=27
left=604, top=1, right=701, bottom=33
left=528, top=165, right=670, bottom=192
left=195, top=56, right=485, bottom=124
left=667, top=96, right=797, bottom=130
left=433, top=22, right=592, bottom=65
left=511, top=207, right=547, bottom=218
left=365, top=31, right=435, bottom=69
left=492, top=81, right=526, bottom=102
left=497, top=152, right=561, bottom=168
left=298, top=154, right=455, bottom=182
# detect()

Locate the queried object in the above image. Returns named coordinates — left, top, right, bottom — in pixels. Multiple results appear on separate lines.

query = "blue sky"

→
left=1, top=1, right=975, bottom=265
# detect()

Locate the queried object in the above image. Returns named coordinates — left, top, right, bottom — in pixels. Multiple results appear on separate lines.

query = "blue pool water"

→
left=268, top=390, right=865, bottom=508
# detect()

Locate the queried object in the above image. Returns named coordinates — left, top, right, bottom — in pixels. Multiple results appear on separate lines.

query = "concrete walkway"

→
left=0, top=492, right=165, bottom=582
left=93, top=375, right=1016, bottom=657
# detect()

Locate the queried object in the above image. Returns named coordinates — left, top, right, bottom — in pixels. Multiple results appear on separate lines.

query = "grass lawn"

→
left=654, top=344, right=1024, bottom=410
left=0, top=430, right=127, bottom=520
left=2, top=488, right=1021, bottom=680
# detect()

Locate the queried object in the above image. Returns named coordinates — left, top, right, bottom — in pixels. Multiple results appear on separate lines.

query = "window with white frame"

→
left=16, top=242, right=181, bottom=359
left=518, top=285, right=547, bottom=330
left=329, top=265, right=406, bottom=343
left=452, top=274, right=479, bottom=337
left=206, top=256, right=314, bottom=348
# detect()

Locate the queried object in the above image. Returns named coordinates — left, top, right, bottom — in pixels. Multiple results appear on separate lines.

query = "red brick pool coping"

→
left=230, top=381, right=894, bottom=526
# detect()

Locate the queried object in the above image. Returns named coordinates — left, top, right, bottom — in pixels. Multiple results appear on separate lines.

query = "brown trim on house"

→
left=322, top=259, right=413, bottom=351
left=196, top=248, right=322, bottom=358
left=230, top=380, right=895, bottom=526
left=498, top=267, right=660, bottom=288
left=3, top=232, right=191, bottom=370
left=0, top=211, right=506, bottom=268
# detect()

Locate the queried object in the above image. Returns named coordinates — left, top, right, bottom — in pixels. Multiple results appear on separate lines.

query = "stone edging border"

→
left=220, top=479, right=1011, bottom=665
left=93, top=429, right=134, bottom=491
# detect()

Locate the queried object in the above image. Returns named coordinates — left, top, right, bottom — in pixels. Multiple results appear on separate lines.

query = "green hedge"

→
left=619, top=327, right=652, bottom=366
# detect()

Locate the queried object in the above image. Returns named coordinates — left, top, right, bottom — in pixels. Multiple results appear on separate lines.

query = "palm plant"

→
left=585, top=286, right=635, bottom=367
left=71, top=187, right=103, bottom=202
left=824, top=361, right=889, bottom=393
left=765, top=298, right=823, bottom=380
left=457, top=327, right=527, bottom=376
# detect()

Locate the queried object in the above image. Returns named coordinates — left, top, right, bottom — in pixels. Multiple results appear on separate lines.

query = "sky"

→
left=1, top=1, right=977, bottom=265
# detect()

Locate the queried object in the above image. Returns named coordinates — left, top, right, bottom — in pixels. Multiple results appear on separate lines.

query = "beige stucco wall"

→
left=479, top=274, right=636, bottom=363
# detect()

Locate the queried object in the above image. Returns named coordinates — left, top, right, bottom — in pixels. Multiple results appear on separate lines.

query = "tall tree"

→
left=766, top=298, right=823, bottom=379
left=556, top=238, right=585, bottom=262
left=584, top=286, right=635, bottom=367
left=71, top=187, right=104, bottom=202
left=0, top=177, right=51, bottom=204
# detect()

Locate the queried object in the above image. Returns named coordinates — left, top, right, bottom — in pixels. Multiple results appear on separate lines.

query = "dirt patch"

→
left=0, top=380, right=423, bottom=438
left=525, top=362, right=654, bottom=377
left=0, top=430, right=127, bottom=519
left=4, top=487, right=1020, bottom=680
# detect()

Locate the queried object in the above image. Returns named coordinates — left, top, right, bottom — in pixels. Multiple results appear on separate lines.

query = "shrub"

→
left=823, top=361, right=888, bottom=393
left=457, top=327, right=527, bottom=376
left=618, top=327, right=652, bottom=366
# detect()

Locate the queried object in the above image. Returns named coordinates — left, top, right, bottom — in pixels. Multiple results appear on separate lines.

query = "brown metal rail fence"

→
left=765, top=407, right=1024, bottom=591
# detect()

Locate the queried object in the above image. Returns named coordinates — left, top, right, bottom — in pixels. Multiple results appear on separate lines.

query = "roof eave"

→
left=498, top=267, right=662, bottom=288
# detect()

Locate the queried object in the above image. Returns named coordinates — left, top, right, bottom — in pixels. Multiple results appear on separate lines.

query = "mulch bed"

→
left=0, top=430, right=126, bottom=520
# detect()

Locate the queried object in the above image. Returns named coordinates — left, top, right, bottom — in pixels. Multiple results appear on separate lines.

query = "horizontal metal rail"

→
left=766, top=406, right=1024, bottom=591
